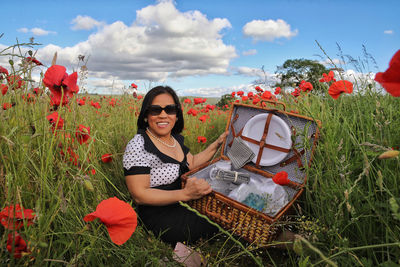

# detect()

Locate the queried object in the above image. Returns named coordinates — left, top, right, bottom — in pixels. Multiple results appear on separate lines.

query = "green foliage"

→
left=216, top=93, right=233, bottom=109
left=2, top=42, right=400, bottom=266
left=275, top=58, right=328, bottom=93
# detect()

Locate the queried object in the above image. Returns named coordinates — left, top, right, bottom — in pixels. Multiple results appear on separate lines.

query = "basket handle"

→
left=205, top=194, right=234, bottom=224
left=260, top=99, right=286, bottom=111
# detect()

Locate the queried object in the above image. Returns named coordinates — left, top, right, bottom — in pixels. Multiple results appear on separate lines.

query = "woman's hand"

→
left=183, top=177, right=212, bottom=200
left=213, top=130, right=229, bottom=149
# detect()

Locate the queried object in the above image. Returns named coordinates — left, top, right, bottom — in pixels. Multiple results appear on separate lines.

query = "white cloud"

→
left=242, top=49, right=257, bottom=56
left=384, top=30, right=393, bottom=34
left=17, top=28, right=29, bottom=33
left=243, top=19, right=298, bottom=42
left=71, top=15, right=104, bottom=30
left=235, top=66, right=279, bottom=81
left=34, top=0, right=236, bottom=86
left=182, top=86, right=233, bottom=97
left=17, top=27, right=56, bottom=36
left=88, top=78, right=125, bottom=89
left=319, top=58, right=344, bottom=67
left=340, top=69, right=376, bottom=84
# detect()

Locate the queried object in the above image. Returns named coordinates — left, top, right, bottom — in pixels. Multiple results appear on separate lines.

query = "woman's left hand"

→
left=214, top=131, right=229, bottom=148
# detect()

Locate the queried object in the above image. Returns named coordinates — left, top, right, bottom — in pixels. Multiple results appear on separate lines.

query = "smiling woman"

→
left=123, top=85, right=228, bottom=246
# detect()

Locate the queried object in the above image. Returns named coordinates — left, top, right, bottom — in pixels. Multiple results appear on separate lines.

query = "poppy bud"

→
left=28, top=50, right=33, bottom=56
left=9, top=59, right=14, bottom=66
left=84, top=180, right=94, bottom=192
left=293, top=237, right=303, bottom=255
left=378, top=150, right=399, bottom=159
left=39, top=242, right=48, bottom=248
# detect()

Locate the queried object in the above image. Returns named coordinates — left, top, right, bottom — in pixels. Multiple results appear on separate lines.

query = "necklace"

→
left=146, top=127, right=177, bottom=148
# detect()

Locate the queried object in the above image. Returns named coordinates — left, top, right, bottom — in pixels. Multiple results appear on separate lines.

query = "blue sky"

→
left=1, top=0, right=398, bottom=96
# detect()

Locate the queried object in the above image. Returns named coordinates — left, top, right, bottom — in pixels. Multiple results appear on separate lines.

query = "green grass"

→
left=1, top=46, right=400, bottom=266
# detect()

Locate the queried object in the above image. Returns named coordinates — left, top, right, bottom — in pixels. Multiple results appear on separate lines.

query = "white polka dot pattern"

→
left=123, top=134, right=181, bottom=187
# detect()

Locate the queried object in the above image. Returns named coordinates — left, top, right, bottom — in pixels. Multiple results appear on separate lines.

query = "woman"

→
left=123, top=85, right=227, bottom=246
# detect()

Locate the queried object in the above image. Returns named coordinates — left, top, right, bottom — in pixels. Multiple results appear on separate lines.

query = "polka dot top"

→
left=123, top=129, right=190, bottom=187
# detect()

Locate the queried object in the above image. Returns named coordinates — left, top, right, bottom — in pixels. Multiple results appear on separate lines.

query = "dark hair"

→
left=137, top=86, right=184, bottom=134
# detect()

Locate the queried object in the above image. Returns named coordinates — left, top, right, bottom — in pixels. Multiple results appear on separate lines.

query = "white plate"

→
left=242, top=113, right=291, bottom=166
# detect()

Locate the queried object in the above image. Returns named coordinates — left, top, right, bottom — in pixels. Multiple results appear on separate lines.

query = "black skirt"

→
left=137, top=178, right=218, bottom=246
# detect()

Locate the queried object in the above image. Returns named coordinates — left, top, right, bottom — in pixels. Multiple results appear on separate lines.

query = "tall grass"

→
left=1, top=44, right=400, bottom=266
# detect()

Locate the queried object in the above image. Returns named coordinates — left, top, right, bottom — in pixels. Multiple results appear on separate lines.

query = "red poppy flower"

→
left=109, top=100, right=116, bottom=107
left=255, top=86, right=263, bottom=92
left=22, top=93, right=35, bottom=103
left=274, top=87, right=281, bottom=95
left=84, top=197, right=138, bottom=245
left=187, top=108, right=198, bottom=116
left=65, top=147, right=79, bottom=166
left=43, top=65, right=79, bottom=107
left=46, top=112, right=64, bottom=132
left=7, top=232, right=29, bottom=258
left=0, top=204, right=35, bottom=230
left=299, top=80, right=313, bottom=92
left=291, top=88, right=301, bottom=98
left=32, top=87, right=41, bottom=95
left=231, top=92, right=236, bottom=97
left=184, top=98, right=191, bottom=104
left=199, top=115, right=207, bottom=123
left=197, top=136, right=207, bottom=143
left=1, top=84, right=8, bottom=95
left=319, top=71, right=336, bottom=83
left=75, top=124, right=91, bottom=144
left=137, top=95, right=143, bottom=100
left=252, top=97, right=261, bottom=105
left=0, top=65, right=9, bottom=77
left=261, top=90, right=272, bottom=100
left=241, top=96, right=248, bottom=102
left=90, top=101, right=101, bottom=109
left=328, top=80, right=353, bottom=99
left=272, top=171, right=290, bottom=186
left=3, top=103, right=13, bottom=110
left=101, top=153, right=113, bottom=163
left=131, top=83, right=138, bottom=89
left=374, top=50, right=400, bottom=97
left=193, top=98, right=203, bottom=105
left=237, top=91, right=244, bottom=97
left=7, top=75, right=25, bottom=90
left=25, top=57, right=43, bottom=66
left=247, top=92, right=254, bottom=98
left=77, top=99, right=86, bottom=106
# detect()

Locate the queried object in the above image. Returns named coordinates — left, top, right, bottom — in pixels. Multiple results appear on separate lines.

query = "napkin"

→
left=227, top=137, right=255, bottom=169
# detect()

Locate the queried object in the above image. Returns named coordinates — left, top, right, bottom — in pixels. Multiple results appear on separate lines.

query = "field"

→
left=1, top=48, right=400, bottom=266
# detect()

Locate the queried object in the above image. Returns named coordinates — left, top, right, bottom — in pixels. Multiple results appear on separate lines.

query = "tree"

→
left=274, top=59, right=328, bottom=93
left=216, top=94, right=233, bottom=109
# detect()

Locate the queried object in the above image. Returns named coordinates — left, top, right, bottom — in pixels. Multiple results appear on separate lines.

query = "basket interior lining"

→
left=223, top=105, right=318, bottom=184
left=189, top=159, right=299, bottom=208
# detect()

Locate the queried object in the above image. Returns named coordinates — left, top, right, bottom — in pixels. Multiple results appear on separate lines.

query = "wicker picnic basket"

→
left=181, top=101, right=321, bottom=246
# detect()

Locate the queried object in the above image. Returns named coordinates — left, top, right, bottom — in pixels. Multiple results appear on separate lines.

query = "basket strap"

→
left=280, top=149, right=305, bottom=167
left=240, top=136, right=291, bottom=153
left=254, top=113, right=273, bottom=168
left=228, top=113, right=241, bottom=147
left=280, top=126, right=305, bottom=168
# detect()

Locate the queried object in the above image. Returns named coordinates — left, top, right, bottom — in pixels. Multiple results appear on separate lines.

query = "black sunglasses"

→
left=147, top=104, right=179, bottom=116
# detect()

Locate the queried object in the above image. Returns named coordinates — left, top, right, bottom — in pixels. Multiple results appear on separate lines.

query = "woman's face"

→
left=147, top=93, right=177, bottom=137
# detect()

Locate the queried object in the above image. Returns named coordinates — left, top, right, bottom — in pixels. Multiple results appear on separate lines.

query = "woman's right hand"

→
left=183, top=177, right=212, bottom=200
